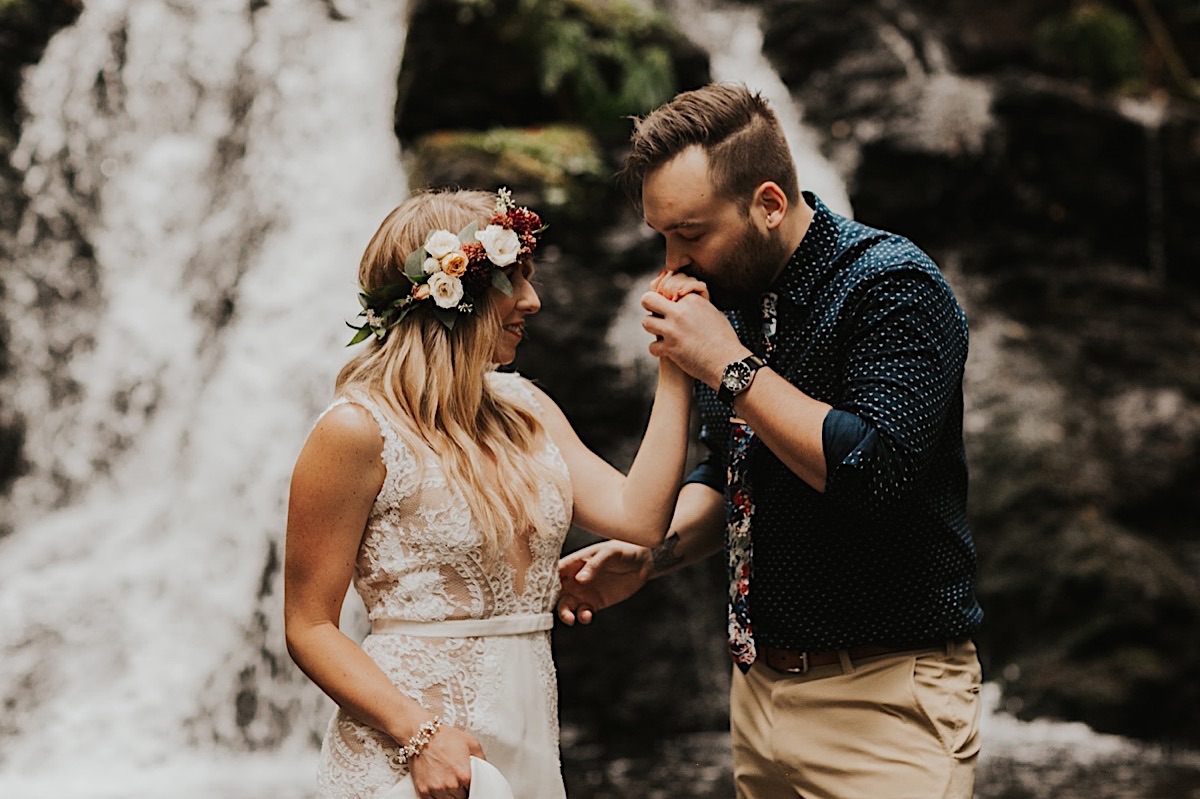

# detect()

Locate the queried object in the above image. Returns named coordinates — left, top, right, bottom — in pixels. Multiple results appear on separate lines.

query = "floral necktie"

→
left=726, top=292, right=778, bottom=672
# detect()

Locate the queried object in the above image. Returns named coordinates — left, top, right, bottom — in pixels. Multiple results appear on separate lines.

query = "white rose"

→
left=424, top=229, right=462, bottom=260
left=423, top=256, right=440, bottom=275
left=475, top=224, right=521, bottom=267
left=427, top=272, right=465, bottom=309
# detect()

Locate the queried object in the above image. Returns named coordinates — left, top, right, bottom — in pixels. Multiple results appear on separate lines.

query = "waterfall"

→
left=0, top=0, right=409, bottom=792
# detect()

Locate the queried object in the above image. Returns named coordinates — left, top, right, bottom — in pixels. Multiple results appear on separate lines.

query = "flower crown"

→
left=347, top=188, right=545, bottom=345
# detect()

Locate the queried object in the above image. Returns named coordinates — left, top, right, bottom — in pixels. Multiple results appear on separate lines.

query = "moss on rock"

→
left=408, top=123, right=611, bottom=226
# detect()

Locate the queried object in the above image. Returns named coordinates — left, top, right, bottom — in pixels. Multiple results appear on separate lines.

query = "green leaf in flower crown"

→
left=347, top=324, right=372, bottom=346
left=404, top=247, right=427, bottom=281
left=432, top=307, right=457, bottom=330
left=491, top=269, right=513, bottom=296
left=395, top=304, right=416, bottom=325
left=457, top=221, right=479, bottom=243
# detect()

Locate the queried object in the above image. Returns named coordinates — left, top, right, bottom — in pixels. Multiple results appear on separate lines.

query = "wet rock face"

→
left=0, top=0, right=84, bottom=510
left=0, top=0, right=84, bottom=132
left=758, top=0, right=1200, bottom=286
left=756, top=0, right=1200, bottom=743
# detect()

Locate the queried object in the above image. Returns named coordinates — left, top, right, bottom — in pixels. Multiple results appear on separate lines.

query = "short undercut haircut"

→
left=618, top=82, right=800, bottom=210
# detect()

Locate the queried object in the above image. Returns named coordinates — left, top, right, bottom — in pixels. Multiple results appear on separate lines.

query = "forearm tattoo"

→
left=651, top=532, right=684, bottom=574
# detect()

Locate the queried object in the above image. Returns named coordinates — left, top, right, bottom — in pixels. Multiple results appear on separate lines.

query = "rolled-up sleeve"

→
left=685, top=418, right=727, bottom=492
left=820, top=269, right=967, bottom=515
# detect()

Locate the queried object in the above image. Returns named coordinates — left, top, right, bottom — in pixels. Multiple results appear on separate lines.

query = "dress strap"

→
left=371, top=613, right=553, bottom=638
left=487, top=370, right=542, bottom=414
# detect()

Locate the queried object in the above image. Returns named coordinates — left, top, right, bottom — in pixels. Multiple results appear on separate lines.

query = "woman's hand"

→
left=650, top=270, right=709, bottom=386
left=651, top=269, right=710, bottom=302
left=406, top=724, right=486, bottom=799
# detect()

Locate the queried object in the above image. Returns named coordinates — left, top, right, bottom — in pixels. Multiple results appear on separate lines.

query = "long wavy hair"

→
left=335, top=189, right=564, bottom=562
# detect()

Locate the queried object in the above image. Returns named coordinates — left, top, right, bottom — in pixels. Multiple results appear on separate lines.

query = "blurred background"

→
left=1, top=0, right=1198, bottom=797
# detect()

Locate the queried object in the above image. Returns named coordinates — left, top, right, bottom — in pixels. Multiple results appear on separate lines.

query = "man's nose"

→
left=665, top=244, right=691, bottom=271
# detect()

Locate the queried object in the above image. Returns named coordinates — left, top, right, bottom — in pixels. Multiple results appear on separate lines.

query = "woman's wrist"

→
left=389, top=715, right=443, bottom=767
left=658, top=355, right=694, bottom=392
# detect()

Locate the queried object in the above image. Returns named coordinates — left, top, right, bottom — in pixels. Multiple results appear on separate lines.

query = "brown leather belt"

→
left=763, top=640, right=951, bottom=674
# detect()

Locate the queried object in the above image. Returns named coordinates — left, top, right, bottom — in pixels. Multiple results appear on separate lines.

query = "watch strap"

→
left=717, top=354, right=766, bottom=405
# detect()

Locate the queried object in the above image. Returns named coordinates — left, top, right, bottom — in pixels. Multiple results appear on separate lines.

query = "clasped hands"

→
left=641, top=270, right=751, bottom=389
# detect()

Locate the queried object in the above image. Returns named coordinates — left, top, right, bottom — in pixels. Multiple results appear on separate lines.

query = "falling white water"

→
left=0, top=0, right=409, bottom=793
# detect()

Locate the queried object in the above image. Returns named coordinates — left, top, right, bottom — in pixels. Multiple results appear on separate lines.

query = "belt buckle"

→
left=783, top=651, right=809, bottom=674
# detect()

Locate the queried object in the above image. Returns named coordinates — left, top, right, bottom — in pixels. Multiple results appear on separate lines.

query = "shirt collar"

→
left=770, top=192, right=838, bottom=307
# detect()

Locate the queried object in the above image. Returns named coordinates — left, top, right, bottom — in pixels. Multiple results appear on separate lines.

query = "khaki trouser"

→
left=730, top=639, right=982, bottom=799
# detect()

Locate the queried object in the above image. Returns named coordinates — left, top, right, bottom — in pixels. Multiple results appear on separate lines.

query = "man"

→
left=557, top=82, right=984, bottom=799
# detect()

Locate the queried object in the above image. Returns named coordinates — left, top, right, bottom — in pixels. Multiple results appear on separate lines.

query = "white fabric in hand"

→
left=380, top=756, right=515, bottom=799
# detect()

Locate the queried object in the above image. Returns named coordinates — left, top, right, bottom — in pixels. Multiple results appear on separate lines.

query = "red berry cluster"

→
left=460, top=241, right=492, bottom=296
left=503, top=206, right=543, bottom=235
left=493, top=206, right=544, bottom=259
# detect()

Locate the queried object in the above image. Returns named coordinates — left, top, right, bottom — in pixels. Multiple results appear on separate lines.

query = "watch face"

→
left=722, top=361, right=751, bottom=391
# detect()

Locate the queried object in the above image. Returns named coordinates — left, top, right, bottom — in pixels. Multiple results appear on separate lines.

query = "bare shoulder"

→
left=304, top=401, right=384, bottom=467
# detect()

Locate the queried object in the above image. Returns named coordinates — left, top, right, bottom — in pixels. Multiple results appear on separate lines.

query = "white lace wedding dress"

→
left=315, top=372, right=572, bottom=799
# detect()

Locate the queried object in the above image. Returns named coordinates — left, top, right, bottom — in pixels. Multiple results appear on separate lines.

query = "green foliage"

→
left=459, top=0, right=678, bottom=135
left=1035, top=3, right=1145, bottom=90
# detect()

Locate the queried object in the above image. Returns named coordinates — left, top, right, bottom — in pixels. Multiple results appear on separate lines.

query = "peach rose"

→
left=439, top=250, right=469, bottom=278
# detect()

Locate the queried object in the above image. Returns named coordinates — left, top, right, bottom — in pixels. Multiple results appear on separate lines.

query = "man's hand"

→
left=557, top=539, right=652, bottom=625
left=641, top=289, right=748, bottom=388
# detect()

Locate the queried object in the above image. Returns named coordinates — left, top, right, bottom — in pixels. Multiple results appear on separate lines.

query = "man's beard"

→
left=702, top=223, right=792, bottom=311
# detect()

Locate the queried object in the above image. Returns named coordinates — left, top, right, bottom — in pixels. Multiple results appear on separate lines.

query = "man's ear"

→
left=752, top=181, right=789, bottom=230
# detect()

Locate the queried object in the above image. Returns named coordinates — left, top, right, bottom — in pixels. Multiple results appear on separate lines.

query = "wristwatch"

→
left=717, top=354, right=766, bottom=405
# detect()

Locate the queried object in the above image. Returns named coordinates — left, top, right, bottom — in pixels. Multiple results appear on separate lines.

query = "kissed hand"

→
left=651, top=269, right=710, bottom=302
left=641, top=287, right=748, bottom=387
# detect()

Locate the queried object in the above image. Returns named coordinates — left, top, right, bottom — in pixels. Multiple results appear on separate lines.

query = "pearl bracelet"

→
left=390, top=716, right=442, bottom=767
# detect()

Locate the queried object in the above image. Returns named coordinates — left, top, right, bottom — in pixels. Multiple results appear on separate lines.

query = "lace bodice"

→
left=338, top=371, right=572, bottom=625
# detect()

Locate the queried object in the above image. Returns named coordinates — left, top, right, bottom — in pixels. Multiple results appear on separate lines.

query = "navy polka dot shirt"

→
left=689, top=193, right=983, bottom=652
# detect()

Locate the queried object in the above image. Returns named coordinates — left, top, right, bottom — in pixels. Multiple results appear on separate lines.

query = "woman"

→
left=284, top=188, right=695, bottom=799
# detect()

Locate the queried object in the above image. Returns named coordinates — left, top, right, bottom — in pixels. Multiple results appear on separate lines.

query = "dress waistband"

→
left=370, top=612, right=553, bottom=638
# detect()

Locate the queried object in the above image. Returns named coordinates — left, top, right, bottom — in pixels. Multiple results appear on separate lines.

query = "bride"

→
left=284, top=187, right=695, bottom=799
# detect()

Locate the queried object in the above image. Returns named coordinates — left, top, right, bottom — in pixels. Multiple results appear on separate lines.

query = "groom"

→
left=557, top=82, right=984, bottom=799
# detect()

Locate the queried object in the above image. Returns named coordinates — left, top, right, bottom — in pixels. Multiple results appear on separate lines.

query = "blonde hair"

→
left=335, top=189, right=563, bottom=562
